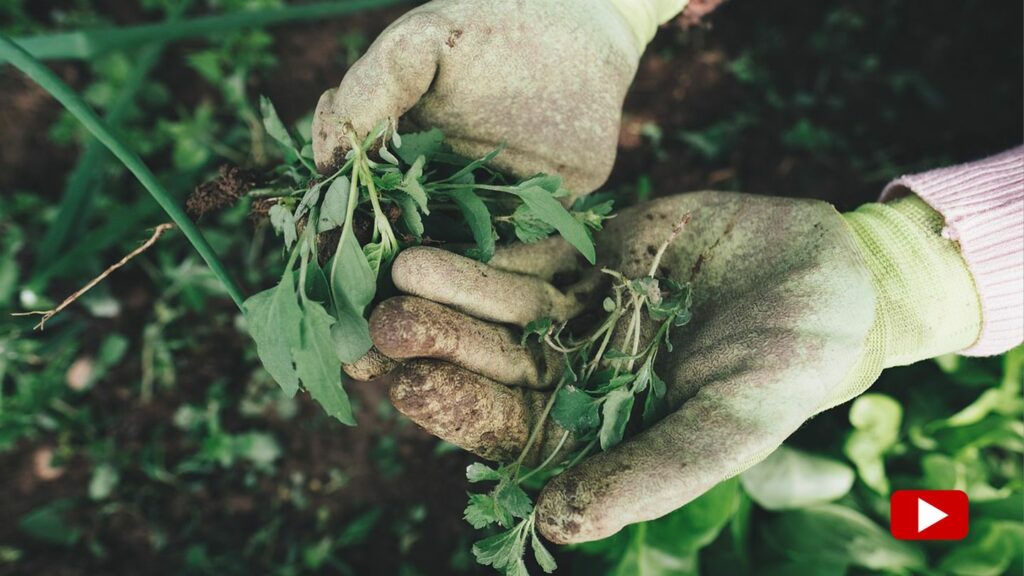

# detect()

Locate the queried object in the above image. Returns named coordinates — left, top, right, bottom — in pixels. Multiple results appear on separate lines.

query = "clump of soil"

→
left=186, top=164, right=258, bottom=220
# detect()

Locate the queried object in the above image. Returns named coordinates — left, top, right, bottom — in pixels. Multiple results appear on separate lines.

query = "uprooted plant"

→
left=243, top=97, right=614, bottom=424
left=462, top=219, right=692, bottom=575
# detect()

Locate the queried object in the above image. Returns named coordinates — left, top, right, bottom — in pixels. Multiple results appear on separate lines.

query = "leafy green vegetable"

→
left=843, top=392, right=902, bottom=494
left=764, top=504, right=926, bottom=573
left=463, top=221, right=694, bottom=574
left=739, top=445, right=854, bottom=510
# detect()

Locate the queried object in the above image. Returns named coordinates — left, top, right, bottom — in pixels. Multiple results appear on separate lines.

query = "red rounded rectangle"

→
left=890, top=489, right=969, bottom=541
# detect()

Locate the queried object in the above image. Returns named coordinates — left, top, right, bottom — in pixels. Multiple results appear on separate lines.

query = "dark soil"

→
left=1, top=1, right=1020, bottom=574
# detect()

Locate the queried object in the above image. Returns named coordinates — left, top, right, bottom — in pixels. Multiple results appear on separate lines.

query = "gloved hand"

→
left=361, top=191, right=982, bottom=544
left=312, top=0, right=687, bottom=197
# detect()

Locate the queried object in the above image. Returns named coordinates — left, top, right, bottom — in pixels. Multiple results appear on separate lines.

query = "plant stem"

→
left=517, top=430, right=571, bottom=484
left=512, top=379, right=566, bottom=477
left=0, top=33, right=246, bottom=310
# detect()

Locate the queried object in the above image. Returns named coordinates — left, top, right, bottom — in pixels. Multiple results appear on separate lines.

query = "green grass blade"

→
left=34, top=41, right=166, bottom=271
left=34, top=1, right=194, bottom=270
left=1, top=0, right=409, bottom=62
left=0, top=33, right=245, bottom=310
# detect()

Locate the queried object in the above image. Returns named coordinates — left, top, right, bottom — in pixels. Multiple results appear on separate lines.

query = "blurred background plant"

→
left=1, top=1, right=1020, bottom=574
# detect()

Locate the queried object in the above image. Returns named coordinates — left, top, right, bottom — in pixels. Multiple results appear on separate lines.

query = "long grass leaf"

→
left=0, top=33, right=245, bottom=310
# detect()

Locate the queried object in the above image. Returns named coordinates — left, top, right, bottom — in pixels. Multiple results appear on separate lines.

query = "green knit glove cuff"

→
left=606, top=0, right=688, bottom=46
left=820, top=196, right=982, bottom=411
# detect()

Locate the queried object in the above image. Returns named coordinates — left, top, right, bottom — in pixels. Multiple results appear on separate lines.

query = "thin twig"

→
left=13, top=223, right=175, bottom=330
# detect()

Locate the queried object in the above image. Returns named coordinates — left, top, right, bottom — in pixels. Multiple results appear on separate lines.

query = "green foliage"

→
left=464, top=230, right=694, bottom=574
left=246, top=98, right=606, bottom=424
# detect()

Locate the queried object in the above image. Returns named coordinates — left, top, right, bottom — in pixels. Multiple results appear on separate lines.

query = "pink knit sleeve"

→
left=880, top=146, right=1024, bottom=356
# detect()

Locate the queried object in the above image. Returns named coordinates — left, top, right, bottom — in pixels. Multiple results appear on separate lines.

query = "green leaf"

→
left=259, top=95, right=296, bottom=152
left=392, top=191, right=425, bottom=237
left=329, top=294, right=373, bottom=364
left=243, top=277, right=302, bottom=397
left=510, top=185, right=595, bottom=264
left=511, top=203, right=556, bottom=244
left=496, top=479, right=534, bottom=521
left=520, top=317, right=552, bottom=345
left=398, top=155, right=429, bottom=213
left=844, top=393, right=902, bottom=494
left=449, top=188, right=495, bottom=262
left=268, top=204, right=297, bottom=250
left=88, top=463, right=120, bottom=500
left=600, top=387, right=634, bottom=450
left=305, top=255, right=332, bottom=307
left=590, top=480, right=740, bottom=576
left=294, top=299, right=354, bottom=425
left=531, top=529, right=558, bottom=573
left=740, top=445, right=855, bottom=510
left=363, top=242, right=385, bottom=278
left=466, top=462, right=502, bottom=483
left=938, top=520, right=1023, bottom=576
left=317, top=176, right=349, bottom=233
left=18, top=500, right=81, bottom=547
left=396, top=128, right=444, bottom=165
left=465, top=493, right=503, bottom=529
left=552, top=385, right=600, bottom=434
left=764, top=504, right=925, bottom=573
left=472, top=523, right=526, bottom=572
left=445, top=145, right=503, bottom=183
left=330, top=225, right=376, bottom=314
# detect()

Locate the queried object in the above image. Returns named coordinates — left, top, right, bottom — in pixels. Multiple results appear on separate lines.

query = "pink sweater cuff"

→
left=881, top=146, right=1024, bottom=356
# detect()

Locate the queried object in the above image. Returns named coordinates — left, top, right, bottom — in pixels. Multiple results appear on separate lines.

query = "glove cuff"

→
left=845, top=195, right=983, bottom=365
left=819, top=197, right=982, bottom=412
left=606, top=0, right=689, bottom=46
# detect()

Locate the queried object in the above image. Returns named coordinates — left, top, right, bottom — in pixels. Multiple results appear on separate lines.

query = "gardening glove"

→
left=312, top=0, right=689, bottom=197
left=364, top=190, right=982, bottom=544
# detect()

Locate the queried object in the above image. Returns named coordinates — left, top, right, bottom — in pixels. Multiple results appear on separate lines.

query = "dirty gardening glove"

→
left=363, top=190, right=982, bottom=544
left=312, top=0, right=688, bottom=197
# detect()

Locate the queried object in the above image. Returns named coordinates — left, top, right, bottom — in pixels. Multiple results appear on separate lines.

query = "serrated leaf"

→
left=600, top=387, right=635, bottom=450
left=496, top=479, right=534, bottom=521
left=464, top=493, right=503, bottom=529
left=552, top=386, right=600, bottom=434
left=473, top=524, right=526, bottom=571
left=467, top=462, right=502, bottom=483
left=243, top=277, right=302, bottom=397
left=449, top=188, right=495, bottom=262
left=268, top=204, right=297, bottom=250
left=510, top=185, right=595, bottom=264
left=396, top=128, right=444, bottom=164
left=531, top=530, right=558, bottom=573
left=293, top=299, right=354, bottom=425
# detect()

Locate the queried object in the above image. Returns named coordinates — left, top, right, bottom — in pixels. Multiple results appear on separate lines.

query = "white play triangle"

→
left=917, top=497, right=948, bottom=532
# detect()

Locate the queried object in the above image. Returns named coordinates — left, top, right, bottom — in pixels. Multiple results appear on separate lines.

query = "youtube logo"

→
left=890, top=490, right=969, bottom=540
